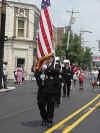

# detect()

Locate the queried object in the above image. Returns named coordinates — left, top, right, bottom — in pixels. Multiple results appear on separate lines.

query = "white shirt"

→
left=3, top=64, right=8, bottom=75
left=91, top=70, right=98, bottom=81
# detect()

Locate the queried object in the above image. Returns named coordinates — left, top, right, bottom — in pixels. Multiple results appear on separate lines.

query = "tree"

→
left=68, top=33, right=84, bottom=65
left=55, top=31, right=92, bottom=69
left=82, top=47, right=92, bottom=70
left=55, top=33, right=67, bottom=57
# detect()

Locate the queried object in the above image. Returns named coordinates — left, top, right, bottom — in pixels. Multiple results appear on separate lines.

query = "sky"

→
left=10, top=0, right=100, bottom=56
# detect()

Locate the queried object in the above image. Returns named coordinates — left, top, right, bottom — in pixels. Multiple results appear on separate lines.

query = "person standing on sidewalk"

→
left=97, top=69, right=100, bottom=87
left=3, top=62, right=8, bottom=89
left=16, top=65, right=23, bottom=84
left=73, top=72, right=78, bottom=88
left=90, top=67, right=98, bottom=89
left=78, top=70, right=85, bottom=89
left=14, top=70, right=17, bottom=84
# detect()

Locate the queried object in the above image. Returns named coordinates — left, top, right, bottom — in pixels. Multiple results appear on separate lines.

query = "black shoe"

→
left=67, top=94, right=71, bottom=97
left=41, top=120, right=47, bottom=127
left=47, top=120, right=53, bottom=128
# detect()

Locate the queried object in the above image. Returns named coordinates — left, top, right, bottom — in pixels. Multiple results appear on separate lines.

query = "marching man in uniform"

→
left=35, top=56, right=61, bottom=128
left=62, top=59, right=73, bottom=97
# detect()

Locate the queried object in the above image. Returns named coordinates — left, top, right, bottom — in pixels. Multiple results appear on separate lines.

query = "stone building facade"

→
left=0, top=1, right=40, bottom=79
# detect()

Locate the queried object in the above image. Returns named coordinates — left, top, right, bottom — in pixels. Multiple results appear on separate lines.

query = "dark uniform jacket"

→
left=44, top=65, right=60, bottom=94
left=62, top=66, right=73, bottom=83
left=35, top=65, right=61, bottom=95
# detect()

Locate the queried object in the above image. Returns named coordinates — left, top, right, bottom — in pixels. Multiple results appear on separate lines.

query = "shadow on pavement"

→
left=21, top=120, right=41, bottom=128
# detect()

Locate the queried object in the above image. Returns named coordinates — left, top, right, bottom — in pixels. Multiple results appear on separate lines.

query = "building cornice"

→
left=0, top=1, right=40, bottom=12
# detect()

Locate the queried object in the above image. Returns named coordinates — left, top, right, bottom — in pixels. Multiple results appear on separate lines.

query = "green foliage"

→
left=55, top=31, right=92, bottom=70
left=82, top=47, right=92, bottom=69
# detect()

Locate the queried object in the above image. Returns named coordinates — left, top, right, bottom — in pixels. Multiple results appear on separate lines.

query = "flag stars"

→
left=41, top=0, right=50, bottom=9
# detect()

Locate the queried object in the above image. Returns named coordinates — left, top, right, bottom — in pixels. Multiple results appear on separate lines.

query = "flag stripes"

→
left=44, top=8, right=53, bottom=40
left=35, top=0, right=54, bottom=70
left=39, top=14, right=51, bottom=54
left=38, top=36, right=45, bottom=57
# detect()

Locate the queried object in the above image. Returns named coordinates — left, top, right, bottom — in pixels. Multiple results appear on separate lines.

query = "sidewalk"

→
left=0, top=86, right=16, bottom=93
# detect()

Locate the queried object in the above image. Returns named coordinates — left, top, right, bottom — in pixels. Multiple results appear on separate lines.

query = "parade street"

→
left=0, top=79, right=100, bottom=133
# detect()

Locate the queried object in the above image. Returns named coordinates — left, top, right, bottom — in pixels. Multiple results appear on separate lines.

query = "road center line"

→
left=63, top=101, right=100, bottom=133
left=44, top=94, right=100, bottom=133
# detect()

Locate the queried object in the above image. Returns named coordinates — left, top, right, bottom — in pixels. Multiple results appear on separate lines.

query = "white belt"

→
left=49, top=77, right=54, bottom=79
left=46, top=76, right=54, bottom=79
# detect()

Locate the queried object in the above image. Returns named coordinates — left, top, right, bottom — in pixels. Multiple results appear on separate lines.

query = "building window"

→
left=18, top=18, right=24, bottom=37
left=15, top=7, right=29, bottom=39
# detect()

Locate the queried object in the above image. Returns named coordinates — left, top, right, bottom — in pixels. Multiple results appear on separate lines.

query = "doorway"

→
left=17, top=58, right=25, bottom=70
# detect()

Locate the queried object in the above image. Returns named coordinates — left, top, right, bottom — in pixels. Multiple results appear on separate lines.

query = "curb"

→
left=0, top=87, right=16, bottom=93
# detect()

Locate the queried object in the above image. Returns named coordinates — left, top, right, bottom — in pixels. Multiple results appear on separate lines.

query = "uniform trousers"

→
left=63, top=80, right=71, bottom=96
left=37, top=93, right=55, bottom=122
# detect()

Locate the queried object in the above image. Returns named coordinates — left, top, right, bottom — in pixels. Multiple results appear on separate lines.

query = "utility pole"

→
left=0, top=0, right=6, bottom=89
left=66, top=9, right=79, bottom=59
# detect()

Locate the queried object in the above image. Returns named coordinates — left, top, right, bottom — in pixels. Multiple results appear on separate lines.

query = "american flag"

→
left=35, top=0, right=54, bottom=70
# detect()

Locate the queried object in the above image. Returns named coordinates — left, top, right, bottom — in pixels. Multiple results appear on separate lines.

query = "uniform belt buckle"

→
left=50, top=77, right=53, bottom=79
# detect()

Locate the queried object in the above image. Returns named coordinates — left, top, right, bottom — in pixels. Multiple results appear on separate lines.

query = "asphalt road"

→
left=0, top=79, right=100, bottom=133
